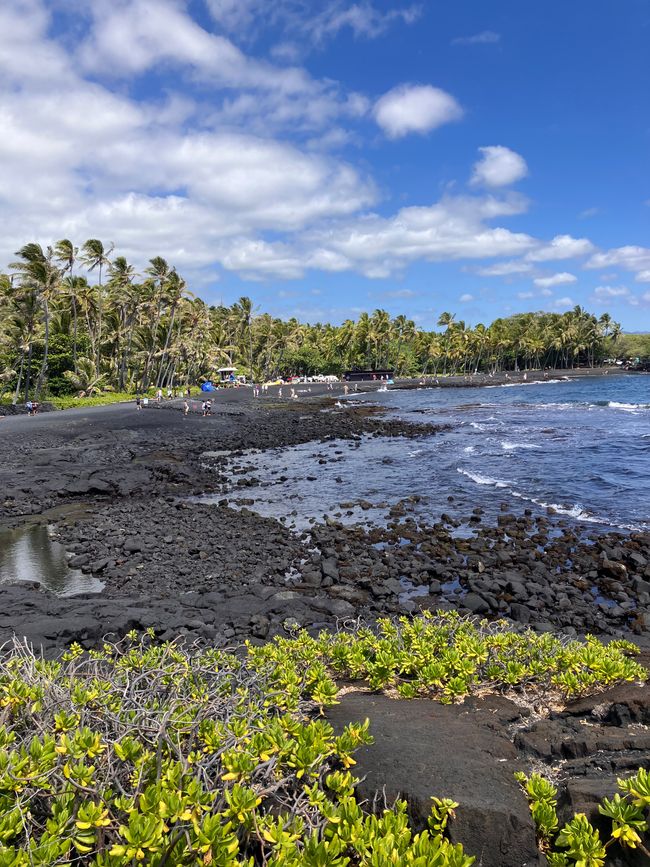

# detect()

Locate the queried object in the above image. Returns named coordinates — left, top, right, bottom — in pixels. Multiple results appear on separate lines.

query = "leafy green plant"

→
left=517, top=768, right=650, bottom=864
left=0, top=632, right=475, bottom=866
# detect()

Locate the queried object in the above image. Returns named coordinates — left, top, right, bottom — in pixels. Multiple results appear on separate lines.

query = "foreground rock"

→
left=329, top=668, right=650, bottom=867
left=329, top=693, right=541, bottom=867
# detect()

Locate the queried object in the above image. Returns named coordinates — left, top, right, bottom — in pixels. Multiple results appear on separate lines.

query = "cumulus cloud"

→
left=459, top=293, right=474, bottom=302
left=296, top=193, right=535, bottom=279
left=533, top=272, right=577, bottom=288
left=553, top=297, right=575, bottom=309
left=374, top=84, right=463, bottom=138
left=585, top=246, right=650, bottom=282
left=452, top=30, right=500, bottom=46
left=470, top=146, right=528, bottom=188
left=527, top=234, right=594, bottom=261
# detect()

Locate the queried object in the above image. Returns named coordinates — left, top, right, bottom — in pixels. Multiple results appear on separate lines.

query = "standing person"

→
left=183, top=399, right=189, bottom=416
left=186, top=386, right=191, bottom=398
left=157, top=388, right=163, bottom=402
left=25, top=400, right=33, bottom=415
left=167, top=387, right=173, bottom=400
left=206, top=399, right=212, bottom=416
left=135, top=396, right=141, bottom=411
left=201, top=400, right=207, bottom=417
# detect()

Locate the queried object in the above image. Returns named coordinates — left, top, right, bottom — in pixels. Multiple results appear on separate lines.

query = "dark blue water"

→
left=215, top=375, right=650, bottom=534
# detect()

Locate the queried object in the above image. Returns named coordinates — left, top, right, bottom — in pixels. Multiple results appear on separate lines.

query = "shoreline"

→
left=0, top=383, right=649, bottom=654
left=1, top=382, right=650, bottom=867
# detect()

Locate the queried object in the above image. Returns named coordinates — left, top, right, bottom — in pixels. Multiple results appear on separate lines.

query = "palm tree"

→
left=81, top=239, right=113, bottom=372
left=54, top=239, right=79, bottom=370
left=11, top=243, right=62, bottom=399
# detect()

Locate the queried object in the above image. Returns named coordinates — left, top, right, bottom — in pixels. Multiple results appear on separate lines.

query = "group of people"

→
left=24, top=400, right=40, bottom=416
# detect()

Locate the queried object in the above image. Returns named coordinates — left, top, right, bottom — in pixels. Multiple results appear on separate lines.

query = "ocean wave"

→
left=457, top=468, right=645, bottom=531
left=457, top=468, right=509, bottom=488
left=484, top=378, right=568, bottom=388
left=607, top=401, right=649, bottom=412
left=501, top=441, right=542, bottom=451
left=463, top=446, right=476, bottom=454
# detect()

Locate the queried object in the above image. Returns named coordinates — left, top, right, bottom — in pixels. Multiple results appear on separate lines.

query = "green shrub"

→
left=0, top=630, right=475, bottom=866
left=0, top=613, right=645, bottom=866
left=517, top=768, right=650, bottom=864
left=250, top=610, right=646, bottom=704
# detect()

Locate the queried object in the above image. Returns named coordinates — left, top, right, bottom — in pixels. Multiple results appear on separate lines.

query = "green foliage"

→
left=0, top=615, right=645, bottom=865
left=0, top=631, right=477, bottom=866
left=518, top=768, right=650, bottom=864
left=248, top=611, right=646, bottom=705
left=48, top=392, right=139, bottom=410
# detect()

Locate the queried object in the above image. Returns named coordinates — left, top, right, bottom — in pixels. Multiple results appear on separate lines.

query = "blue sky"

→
left=1, top=0, right=649, bottom=328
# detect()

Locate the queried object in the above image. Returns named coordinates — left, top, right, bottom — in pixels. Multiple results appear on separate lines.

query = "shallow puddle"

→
left=0, top=524, right=104, bottom=596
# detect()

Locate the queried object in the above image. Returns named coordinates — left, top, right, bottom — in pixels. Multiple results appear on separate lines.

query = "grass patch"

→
left=0, top=613, right=645, bottom=866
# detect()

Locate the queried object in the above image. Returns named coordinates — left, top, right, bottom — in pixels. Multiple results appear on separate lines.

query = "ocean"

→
left=221, top=374, right=650, bottom=535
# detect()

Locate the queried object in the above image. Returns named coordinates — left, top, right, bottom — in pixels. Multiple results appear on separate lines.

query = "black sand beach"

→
left=2, top=375, right=650, bottom=866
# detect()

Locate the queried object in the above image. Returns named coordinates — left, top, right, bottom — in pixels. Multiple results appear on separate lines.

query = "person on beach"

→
left=183, top=399, right=189, bottom=416
left=201, top=400, right=207, bottom=417
left=157, top=388, right=163, bottom=402
left=206, top=399, right=212, bottom=415
left=344, top=384, right=349, bottom=395
left=135, top=396, right=141, bottom=411
left=167, top=387, right=173, bottom=399
left=25, top=400, right=33, bottom=415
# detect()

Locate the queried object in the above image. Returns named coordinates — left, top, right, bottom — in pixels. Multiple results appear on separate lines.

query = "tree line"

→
left=0, top=240, right=624, bottom=401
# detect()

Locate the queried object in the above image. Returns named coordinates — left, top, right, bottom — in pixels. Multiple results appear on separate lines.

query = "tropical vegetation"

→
left=0, top=612, right=646, bottom=866
left=0, top=240, right=627, bottom=401
left=517, top=768, right=650, bottom=864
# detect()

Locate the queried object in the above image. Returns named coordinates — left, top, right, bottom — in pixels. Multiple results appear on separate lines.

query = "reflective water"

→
left=207, top=374, right=650, bottom=534
left=0, top=524, right=104, bottom=596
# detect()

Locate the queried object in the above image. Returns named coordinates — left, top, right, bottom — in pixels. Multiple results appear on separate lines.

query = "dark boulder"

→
left=327, top=693, right=541, bottom=867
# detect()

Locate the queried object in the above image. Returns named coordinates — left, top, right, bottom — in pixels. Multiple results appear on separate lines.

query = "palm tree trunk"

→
left=24, top=341, right=33, bottom=403
left=13, top=350, right=24, bottom=405
left=35, top=299, right=49, bottom=399
left=72, top=296, right=78, bottom=373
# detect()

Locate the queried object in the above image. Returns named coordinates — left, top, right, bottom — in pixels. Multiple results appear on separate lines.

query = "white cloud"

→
left=452, top=30, right=500, bottom=46
left=533, top=272, right=577, bottom=288
left=553, top=296, right=575, bottom=309
left=579, top=206, right=601, bottom=219
left=517, top=291, right=534, bottom=299
left=477, top=260, right=533, bottom=276
left=459, top=293, right=474, bottom=302
left=586, top=246, right=650, bottom=282
left=470, top=146, right=528, bottom=188
left=374, top=84, right=463, bottom=138
left=527, top=234, right=594, bottom=261
left=592, top=285, right=629, bottom=297
left=221, top=238, right=304, bottom=279
left=540, top=288, right=553, bottom=297
left=206, top=0, right=422, bottom=44
left=298, top=194, right=535, bottom=278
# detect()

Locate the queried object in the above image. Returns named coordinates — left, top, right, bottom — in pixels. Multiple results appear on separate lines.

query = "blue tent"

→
left=201, top=382, right=216, bottom=392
